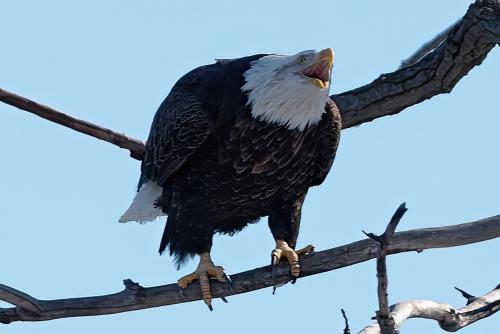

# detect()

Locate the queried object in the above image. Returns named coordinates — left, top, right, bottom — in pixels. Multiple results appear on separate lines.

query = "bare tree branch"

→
left=0, top=88, right=146, bottom=160
left=0, top=214, right=498, bottom=324
left=364, top=203, right=408, bottom=334
left=0, top=1, right=498, bottom=161
left=0, top=0, right=498, bottom=329
left=358, top=285, right=500, bottom=334
left=455, top=286, right=479, bottom=305
left=333, top=0, right=500, bottom=128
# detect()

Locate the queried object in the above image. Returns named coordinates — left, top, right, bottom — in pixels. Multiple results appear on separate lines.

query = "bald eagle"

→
left=120, top=48, right=341, bottom=309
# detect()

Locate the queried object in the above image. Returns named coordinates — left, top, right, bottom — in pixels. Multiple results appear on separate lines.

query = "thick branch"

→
left=332, top=0, right=500, bottom=128
left=1, top=215, right=498, bottom=324
left=358, top=285, right=500, bottom=333
left=0, top=1, right=498, bottom=161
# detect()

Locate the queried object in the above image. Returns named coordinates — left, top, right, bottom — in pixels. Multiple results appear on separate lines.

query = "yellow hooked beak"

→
left=303, top=48, right=334, bottom=89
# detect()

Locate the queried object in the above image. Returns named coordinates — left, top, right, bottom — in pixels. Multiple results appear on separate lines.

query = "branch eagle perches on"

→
left=0, top=215, right=499, bottom=324
left=0, top=1, right=499, bottom=160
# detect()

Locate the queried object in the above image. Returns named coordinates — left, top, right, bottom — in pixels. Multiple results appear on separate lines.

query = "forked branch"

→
left=1, top=215, right=499, bottom=324
left=364, top=203, right=409, bottom=334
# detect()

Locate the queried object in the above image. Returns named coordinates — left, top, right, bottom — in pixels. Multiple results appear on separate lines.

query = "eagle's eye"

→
left=298, top=56, right=306, bottom=64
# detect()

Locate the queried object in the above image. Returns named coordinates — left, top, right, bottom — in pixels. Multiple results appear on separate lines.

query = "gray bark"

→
left=333, top=0, right=500, bottom=128
left=1, top=215, right=499, bottom=324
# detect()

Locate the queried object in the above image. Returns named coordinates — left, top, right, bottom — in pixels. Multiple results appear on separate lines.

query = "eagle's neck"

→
left=241, top=55, right=330, bottom=131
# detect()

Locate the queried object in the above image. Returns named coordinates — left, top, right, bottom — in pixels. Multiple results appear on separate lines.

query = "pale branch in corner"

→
left=0, top=1, right=498, bottom=160
left=357, top=285, right=500, bottom=334
left=1, top=215, right=499, bottom=324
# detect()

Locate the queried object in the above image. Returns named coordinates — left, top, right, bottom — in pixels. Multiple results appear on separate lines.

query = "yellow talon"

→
left=177, top=252, right=226, bottom=310
left=271, top=240, right=314, bottom=277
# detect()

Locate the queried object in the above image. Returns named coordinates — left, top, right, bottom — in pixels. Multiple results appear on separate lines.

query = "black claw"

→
left=221, top=297, right=228, bottom=303
left=271, top=258, right=276, bottom=281
left=177, top=286, right=186, bottom=298
left=291, top=278, right=297, bottom=284
left=207, top=304, right=213, bottom=311
left=224, top=275, right=234, bottom=292
left=272, top=286, right=277, bottom=295
left=224, top=273, right=232, bottom=284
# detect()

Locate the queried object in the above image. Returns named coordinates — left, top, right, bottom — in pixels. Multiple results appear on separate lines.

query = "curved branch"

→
left=1, top=215, right=498, bottom=324
left=358, top=285, right=500, bottom=333
left=333, top=0, right=500, bottom=128
left=0, top=1, right=498, bottom=161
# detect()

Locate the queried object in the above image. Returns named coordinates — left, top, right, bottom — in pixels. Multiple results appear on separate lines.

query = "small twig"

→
left=383, top=203, right=408, bottom=242
left=364, top=203, right=408, bottom=334
left=455, top=287, right=478, bottom=305
left=341, top=309, right=351, bottom=334
left=0, top=214, right=498, bottom=324
left=123, top=279, right=142, bottom=290
left=399, top=19, right=462, bottom=68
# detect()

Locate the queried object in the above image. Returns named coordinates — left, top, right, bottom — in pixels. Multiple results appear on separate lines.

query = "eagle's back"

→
left=140, top=54, right=267, bottom=187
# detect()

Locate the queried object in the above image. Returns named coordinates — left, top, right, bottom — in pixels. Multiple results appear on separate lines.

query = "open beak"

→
left=302, top=48, right=334, bottom=89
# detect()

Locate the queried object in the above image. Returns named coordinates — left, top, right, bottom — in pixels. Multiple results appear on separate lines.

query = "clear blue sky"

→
left=1, top=1, right=498, bottom=333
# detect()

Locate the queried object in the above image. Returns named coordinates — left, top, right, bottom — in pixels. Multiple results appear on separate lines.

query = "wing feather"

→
left=141, top=87, right=212, bottom=187
left=311, top=99, right=342, bottom=186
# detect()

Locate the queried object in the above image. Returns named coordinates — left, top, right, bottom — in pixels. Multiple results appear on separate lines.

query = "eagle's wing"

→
left=141, top=88, right=213, bottom=187
left=311, top=99, right=342, bottom=186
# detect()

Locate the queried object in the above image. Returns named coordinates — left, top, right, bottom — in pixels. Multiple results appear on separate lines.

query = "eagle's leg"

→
left=268, top=193, right=314, bottom=278
left=177, top=252, right=226, bottom=310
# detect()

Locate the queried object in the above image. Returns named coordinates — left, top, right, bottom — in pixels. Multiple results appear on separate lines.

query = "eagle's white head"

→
left=242, top=48, right=334, bottom=131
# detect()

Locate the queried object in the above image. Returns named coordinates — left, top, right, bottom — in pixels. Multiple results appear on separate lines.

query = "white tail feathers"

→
left=119, top=181, right=166, bottom=223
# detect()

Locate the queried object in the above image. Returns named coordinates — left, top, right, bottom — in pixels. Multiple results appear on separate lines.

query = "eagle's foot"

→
left=271, top=240, right=315, bottom=277
left=177, top=252, right=226, bottom=311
